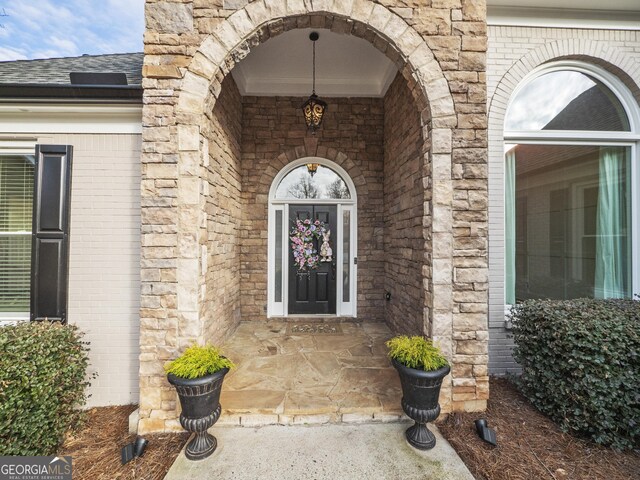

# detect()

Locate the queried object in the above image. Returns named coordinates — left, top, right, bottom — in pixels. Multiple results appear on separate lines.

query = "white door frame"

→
left=267, top=157, right=358, bottom=317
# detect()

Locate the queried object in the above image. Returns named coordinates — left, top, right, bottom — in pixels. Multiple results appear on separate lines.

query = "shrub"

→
left=510, top=298, right=639, bottom=450
left=386, top=335, right=449, bottom=371
left=0, top=321, right=93, bottom=455
left=164, top=344, right=234, bottom=379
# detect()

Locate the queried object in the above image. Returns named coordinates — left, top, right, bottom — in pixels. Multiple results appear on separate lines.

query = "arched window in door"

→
left=274, top=164, right=351, bottom=200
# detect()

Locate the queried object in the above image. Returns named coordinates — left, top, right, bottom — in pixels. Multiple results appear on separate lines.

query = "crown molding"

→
left=487, top=6, right=640, bottom=30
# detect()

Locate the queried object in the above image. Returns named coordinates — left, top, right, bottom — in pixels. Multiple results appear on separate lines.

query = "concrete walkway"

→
left=164, top=423, right=475, bottom=480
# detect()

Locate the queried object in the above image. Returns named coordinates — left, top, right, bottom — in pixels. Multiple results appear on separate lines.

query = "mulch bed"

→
left=59, top=405, right=188, bottom=480
left=439, top=377, right=640, bottom=480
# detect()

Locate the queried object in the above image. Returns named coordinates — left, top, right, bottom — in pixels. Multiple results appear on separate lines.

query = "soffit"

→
left=230, top=28, right=397, bottom=98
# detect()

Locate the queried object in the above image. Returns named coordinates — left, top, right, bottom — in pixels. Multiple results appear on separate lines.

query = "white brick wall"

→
left=487, top=25, right=640, bottom=373
left=46, top=133, right=142, bottom=406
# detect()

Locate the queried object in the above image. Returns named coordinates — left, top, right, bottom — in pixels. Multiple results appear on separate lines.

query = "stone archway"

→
left=139, top=0, right=489, bottom=432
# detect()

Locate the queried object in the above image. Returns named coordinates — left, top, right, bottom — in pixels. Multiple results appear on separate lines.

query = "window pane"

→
left=0, top=156, right=34, bottom=312
left=343, top=210, right=350, bottom=303
left=506, top=71, right=630, bottom=131
left=274, top=210, right=283, bottom=303
left=507, top=145, right=631, bottom=301
left=275, top=165, right=350, bottom=200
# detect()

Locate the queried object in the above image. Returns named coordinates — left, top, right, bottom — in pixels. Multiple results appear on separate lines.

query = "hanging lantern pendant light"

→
left=302, top=32, right=327, bottom=135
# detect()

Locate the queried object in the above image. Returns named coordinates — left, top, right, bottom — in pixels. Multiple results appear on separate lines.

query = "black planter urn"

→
left=167, top=368, right=229, bottom=460
left=392, top=358, right=450, bottom=450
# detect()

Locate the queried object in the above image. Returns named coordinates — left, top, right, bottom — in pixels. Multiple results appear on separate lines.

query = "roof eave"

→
left=0, top=84, right=143, bottom=102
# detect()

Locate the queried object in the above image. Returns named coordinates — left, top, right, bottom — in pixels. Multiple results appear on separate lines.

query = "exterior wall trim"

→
left=0, top=104, right=143, bottom=134
left=487, top=6, right=640, bottom=31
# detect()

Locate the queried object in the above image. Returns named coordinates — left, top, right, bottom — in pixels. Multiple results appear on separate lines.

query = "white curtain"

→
left=594, top=147, right=626, bottom=299
left=505, top=150, right=516, bottom=305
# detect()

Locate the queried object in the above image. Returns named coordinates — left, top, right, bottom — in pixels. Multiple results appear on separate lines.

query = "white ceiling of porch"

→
left=231, top=28, right=398, bottom=98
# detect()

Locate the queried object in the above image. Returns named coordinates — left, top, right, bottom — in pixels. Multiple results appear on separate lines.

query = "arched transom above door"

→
left=270, top=158, right=357, bottom=202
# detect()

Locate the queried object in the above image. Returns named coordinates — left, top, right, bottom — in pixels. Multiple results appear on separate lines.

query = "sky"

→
left=0, top=0, right=144, bottom=61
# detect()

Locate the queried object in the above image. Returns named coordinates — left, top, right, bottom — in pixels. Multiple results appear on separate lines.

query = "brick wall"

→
left=202, top=75, right=243, bottom=344
left=60, top=133, right=141, bottom=406
left=240, top=93, right=385, bottom=322
left=486, top=25, right=640, bottom=374
left=383, top=73, right=426, bottom=334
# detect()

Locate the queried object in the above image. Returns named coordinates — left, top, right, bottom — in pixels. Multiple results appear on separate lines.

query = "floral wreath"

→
left=290, top=218, right=327, bottom=272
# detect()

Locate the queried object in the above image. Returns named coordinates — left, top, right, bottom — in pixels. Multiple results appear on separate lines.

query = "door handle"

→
left=331, top=261, right=336, bottom=280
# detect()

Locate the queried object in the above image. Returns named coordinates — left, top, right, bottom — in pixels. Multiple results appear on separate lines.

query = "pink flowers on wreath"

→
left=290, top=218, right=326, bottom=272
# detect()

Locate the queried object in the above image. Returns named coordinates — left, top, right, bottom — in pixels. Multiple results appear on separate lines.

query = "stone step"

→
left=217, top=411, right=412, bottom=427
left=256, top=317, right=381, bottom=324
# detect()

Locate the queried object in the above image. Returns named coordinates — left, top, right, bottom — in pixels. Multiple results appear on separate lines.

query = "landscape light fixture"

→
left=301, top=31, right=327, bottom=134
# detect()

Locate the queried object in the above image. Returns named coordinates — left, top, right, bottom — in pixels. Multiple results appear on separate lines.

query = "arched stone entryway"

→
left=139, top=0, right=489, bottom=432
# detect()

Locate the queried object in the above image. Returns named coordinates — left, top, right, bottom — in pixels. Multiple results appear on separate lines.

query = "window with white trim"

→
left=0, top=155, right=34, bottom=317
left=504, top=63, right=639, bottom=303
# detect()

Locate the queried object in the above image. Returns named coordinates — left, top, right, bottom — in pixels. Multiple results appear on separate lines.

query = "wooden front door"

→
left=288, top=205, right=337, bottom=314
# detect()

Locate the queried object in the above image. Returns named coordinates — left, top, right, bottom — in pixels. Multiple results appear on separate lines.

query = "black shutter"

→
left=30, top=145, right=73, bottom=323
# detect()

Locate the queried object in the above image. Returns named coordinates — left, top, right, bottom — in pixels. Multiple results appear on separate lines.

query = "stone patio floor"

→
left=218, top=320, right=405, bottom=426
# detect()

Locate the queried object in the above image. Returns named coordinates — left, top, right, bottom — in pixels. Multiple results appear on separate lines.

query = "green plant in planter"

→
left=165, top=344, right=235, bottom=460
left=386, top=335, right=449, bottom=371
left=387, top=335, right=450, bottom=450
left=164, top=344, right=235, bottom=379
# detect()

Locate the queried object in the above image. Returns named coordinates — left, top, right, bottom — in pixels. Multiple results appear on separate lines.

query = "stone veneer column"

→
left=450, top=1, right=490, bottom=410
left=140, top=0, right=489, bottom=432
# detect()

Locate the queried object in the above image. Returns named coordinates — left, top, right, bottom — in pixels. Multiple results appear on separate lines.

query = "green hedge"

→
left=511, top=298, right=639, bottom=450
left=0, top=321, right=93, bottom=455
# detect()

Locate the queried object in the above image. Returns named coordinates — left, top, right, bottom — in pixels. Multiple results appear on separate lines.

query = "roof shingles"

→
left=0, top=53, right=143, bottom=86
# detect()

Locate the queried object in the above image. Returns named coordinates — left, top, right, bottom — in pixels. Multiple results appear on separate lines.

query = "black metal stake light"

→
left=301, top=31, right=327, bottom=135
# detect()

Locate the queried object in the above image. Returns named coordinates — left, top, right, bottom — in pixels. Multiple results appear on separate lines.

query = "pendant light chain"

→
left=312, top=39, right=316, bottom=95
